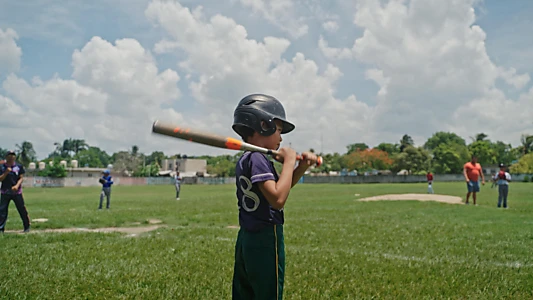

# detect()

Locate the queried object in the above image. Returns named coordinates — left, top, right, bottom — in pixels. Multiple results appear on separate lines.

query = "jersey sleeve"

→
left=249, top=152, right=276, bottom=184
left=19, top=164, right=26, bottom=175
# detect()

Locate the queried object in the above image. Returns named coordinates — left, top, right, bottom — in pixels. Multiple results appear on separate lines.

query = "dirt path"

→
left=4, top=219, right=165, bottom=236
left=357, top=193, right=463, bottom=204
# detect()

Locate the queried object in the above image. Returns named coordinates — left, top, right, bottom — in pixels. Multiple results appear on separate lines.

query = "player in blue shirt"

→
left=98, top=169, right=113, bottom=209
left=0, top=150, right=31, bottom=233
left=231, top=94, right=318, bottom=300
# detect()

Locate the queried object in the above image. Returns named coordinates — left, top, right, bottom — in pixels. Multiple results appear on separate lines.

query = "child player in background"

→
left=98, top=169, right=113, bottom=209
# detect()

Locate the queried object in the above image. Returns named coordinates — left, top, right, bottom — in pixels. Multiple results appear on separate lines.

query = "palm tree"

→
left=15, top=141, right=37, bottom=166
left=72, top=139, right=88, bottom=155
left=399, top=134, right=414, bottom=152
left=62, top=139, right=74, bottom=157
left=131, top=145, right=139, bottom=157
left=469, top=133, right=488, bottom=143
left=519, top=134, right=533, bottom=155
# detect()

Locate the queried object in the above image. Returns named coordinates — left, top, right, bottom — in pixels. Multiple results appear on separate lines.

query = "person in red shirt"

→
left=426, top=172, right=434, bottom=194
left=463, top=155, right=485, bottom=205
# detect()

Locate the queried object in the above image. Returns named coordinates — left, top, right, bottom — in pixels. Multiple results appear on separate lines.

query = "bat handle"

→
left=295, top=154, right=323, bottom=167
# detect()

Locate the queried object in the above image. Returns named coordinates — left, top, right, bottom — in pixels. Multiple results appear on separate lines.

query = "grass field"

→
left=1, top=181, right=532, bottom=299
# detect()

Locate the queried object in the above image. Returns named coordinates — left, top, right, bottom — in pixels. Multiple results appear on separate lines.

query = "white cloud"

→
left=0, top=28, right=22, bottom=75
left=1, top=0, right=532, bottom=159
left=0, top=35, right=185, bottom=158
left=318, top=35, right=353, bottom=60
left=365, top=69, right=390, bottom=96
left=322, top=20, right=339, bottom=33
left=237, top=0, right=309, bottom=38
left=498, top=67, right=530, bottom=89
left=318, top=0, right=532, bottom=146
left=145, top=0, right=372, bottom=153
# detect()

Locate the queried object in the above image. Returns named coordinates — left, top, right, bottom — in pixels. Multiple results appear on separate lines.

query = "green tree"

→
left=491, top=141, right=515, bottom=166
left=72, top=139, right=89, bottom=155
left=509, top=153, right=533, bottom=174
left=206, top=156, right=236, bottom=177
left=113, top=151, right=142, bottom=174
left=145, top=151, right=166, bottom=166
left=430, top=144, right=469, bottom=174
left=392, top=145, right=430, bottom=174
left=0, top=148, right=8, bottom=159
left=519, top=134, right=533, bottom=155
left=468, top=141, right=496, bottom=165
left=37, top=158, right=67, bottom=178
left=134, top=163, right=160, bottom=177
left=131, top=145, right=139, bottom=157
left=424, top=132, right=467, bottom=150
left=399, top=134, right=414, bottom=152
left=470, top=133, right=488, bottom=142
left=375, top=143, right=400, bottom=156
left=74, top=146, right=111, bottom=168
left=15, top=141, right=37, bottom=167
left=346, top=143, right=369, bottom=154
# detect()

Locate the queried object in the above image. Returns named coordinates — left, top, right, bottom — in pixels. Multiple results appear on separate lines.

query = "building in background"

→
left=160, top=158, right=207, bottom=177
left=26, top=160, right=112, bottom=178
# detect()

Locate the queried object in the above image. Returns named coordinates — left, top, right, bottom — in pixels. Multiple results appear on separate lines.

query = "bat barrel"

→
left=152, top=120, right=323, bottom=166
left=152, top=120, right=230, bottom=149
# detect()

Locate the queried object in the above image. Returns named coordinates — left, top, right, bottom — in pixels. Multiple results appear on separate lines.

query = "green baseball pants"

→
left=232, top=224, right=285, bottom=300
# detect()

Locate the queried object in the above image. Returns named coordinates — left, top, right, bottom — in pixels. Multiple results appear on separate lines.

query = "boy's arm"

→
left=258, top=149, right=297, bottom=210
left=290, top=152, right=318, bottom=187
left=480, top=166, right=485, bottom=183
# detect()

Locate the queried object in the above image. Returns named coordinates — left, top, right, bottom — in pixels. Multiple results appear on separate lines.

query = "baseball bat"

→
left=151, top=120, right=322, bottom=166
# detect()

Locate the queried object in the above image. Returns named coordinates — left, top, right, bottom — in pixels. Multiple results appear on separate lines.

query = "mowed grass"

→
left=1, top=181, right=532, bottom=299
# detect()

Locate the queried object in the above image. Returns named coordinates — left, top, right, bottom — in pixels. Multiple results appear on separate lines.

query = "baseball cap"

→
left=499, top=163, right=505, bottom=167
left=5, top=150, right=16, bottom=157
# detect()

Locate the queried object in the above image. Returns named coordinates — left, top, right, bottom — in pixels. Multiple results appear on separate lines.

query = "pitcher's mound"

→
left=358, top=193, right=463, bottom=204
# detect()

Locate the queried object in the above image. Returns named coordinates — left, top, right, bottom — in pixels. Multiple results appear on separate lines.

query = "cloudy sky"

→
left=1, top=0, right=532, bottom=160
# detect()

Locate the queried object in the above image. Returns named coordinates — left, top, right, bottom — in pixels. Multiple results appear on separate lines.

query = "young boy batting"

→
left=231, top=94, right=318, bottom=300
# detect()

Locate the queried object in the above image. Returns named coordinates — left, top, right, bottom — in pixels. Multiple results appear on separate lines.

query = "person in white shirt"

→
left=494, top=163, right=511, bottom=209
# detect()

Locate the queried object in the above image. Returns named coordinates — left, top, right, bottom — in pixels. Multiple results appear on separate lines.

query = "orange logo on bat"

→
left=225, top=138, right=242, bottom=150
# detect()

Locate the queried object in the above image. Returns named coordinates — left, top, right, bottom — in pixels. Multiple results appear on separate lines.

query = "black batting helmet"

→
left=232, top=94, right=295, bottom=138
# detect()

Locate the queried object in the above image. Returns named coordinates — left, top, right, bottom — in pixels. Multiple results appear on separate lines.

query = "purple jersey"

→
left=235, top=152, right=283, bottom=232
left=1, top=162, right=25, bottom=195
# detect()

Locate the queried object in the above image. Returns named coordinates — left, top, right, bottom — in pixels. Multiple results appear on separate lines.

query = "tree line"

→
left=2, top=132, right=533, bottom=177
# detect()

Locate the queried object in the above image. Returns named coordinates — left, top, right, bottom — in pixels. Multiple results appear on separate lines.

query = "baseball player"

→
left=174, top=171, right=182, bottom=200
left=0, top=150, right=31, bottom=233
left=98, top=169, right=113, bottom=209
left=494, top=163, right=511, bottom=208
left=230, top=94, right=318, bottom=300
left=426, top=171, right=434, bottom=194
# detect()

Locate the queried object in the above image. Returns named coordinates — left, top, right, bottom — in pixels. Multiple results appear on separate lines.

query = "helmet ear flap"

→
left=259, top=118, right=276, bottom=136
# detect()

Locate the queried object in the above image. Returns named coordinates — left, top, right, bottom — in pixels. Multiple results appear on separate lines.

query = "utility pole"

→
left=321, top=131, right=323, bottom=154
